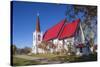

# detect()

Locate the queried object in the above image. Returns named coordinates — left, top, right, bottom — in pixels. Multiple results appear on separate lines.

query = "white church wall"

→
left=52, top=39, right=58, bottom=52
left=32, top=31, right=43, bottom=54
left=76, top=48, right=82, bottom=56
left=58, top=40, right=63, bottom=45
left=38, top=48, right=45, bottom=54
left=64, top=44, right=68, bottom=51
left=51, top=37, right=76, bottom=53
left=57, top=40, right=63, bottom=52
left=64, top=37, right=74, bottom=45
left=53, top=39, right=58, bottom=45
left=50, top=48, right=54, bottom=53
left=63, top=37, right=77, bottom=54
left=32, top=32, right=37, bottom=54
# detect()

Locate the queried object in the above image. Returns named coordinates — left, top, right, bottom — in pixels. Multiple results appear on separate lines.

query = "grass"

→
left=12, top=57, right=42, bottom=66
left=31, top=53, right=59, bottom=58
left=51, top=53, right=97, bottom=62
left=71, top=53, right=97, bottom=62
left=12, top=53, right=97, bottom=66
left=31, top=53, right=97, bottom=62
left=31, top=53, right=97, bottom=63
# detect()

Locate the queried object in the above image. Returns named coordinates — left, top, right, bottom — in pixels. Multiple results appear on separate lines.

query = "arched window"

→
left=38, top=35, right=41, bottom=41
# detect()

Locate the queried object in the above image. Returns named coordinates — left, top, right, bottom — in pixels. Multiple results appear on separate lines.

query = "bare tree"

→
left=12, top=44, right=17, bottom=55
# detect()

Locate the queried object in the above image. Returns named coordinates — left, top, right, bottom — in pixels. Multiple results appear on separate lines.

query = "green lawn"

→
left=12, top=57, right=42, bottom=66
left=12, top=53, right=97, bottom=66
left=31, top=53, right=60, bottom=58
left=48, top=53, right=97, bottom=62
left=71, top=53, right=97, bottom=62
left=31, top=53, right=97, bottom=62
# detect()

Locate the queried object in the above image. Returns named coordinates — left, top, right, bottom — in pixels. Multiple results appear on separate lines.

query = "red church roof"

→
left=43, top=19, right=66, bottom=41
left=58, top=19, right=80, bottom=39
left=43, top=19, right=80, bottom=41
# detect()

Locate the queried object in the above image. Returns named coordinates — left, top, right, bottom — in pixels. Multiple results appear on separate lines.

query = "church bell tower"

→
left=32, top=13, right=42, bottom=54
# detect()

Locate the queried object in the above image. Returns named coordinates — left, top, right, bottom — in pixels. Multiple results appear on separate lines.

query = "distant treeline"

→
left=11, top=45, right=32, bottom=55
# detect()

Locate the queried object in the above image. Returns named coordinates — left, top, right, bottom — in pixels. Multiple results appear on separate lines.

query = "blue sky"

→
left=12, top=1, right=69, bottom=48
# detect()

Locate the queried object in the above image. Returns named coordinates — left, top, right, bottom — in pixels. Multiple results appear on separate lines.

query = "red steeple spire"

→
left=36, top=13, right=41, bottom=32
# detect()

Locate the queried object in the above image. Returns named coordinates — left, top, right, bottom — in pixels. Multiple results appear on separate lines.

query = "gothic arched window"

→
left=38, top=35, right=41, bottom=41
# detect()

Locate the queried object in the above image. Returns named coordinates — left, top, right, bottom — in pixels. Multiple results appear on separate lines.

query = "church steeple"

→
left=32, top=13, right=43, bottom=54
left=36, top=13, right=41, bottom=32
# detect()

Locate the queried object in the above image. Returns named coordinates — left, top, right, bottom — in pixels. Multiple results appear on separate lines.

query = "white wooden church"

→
left=32, top=14, right=93, bottom=56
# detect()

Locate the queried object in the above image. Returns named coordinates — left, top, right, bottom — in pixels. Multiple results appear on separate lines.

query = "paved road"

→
left=14, top=55, right=62, bottom=64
